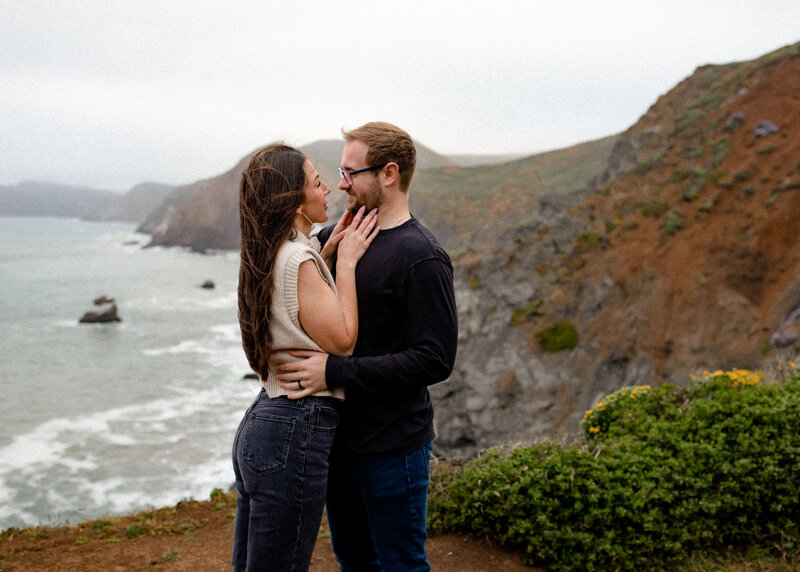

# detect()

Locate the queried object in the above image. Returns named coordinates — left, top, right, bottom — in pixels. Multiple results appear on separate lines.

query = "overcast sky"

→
left=2, top=1, right=799, bottom=191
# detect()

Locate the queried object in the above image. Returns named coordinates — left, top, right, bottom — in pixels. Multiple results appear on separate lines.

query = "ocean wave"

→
left=142, top=323, right=248, bottom=375
left=122, top=292, right=237, bottom=312
left=0, top=380, right=257, bottom=529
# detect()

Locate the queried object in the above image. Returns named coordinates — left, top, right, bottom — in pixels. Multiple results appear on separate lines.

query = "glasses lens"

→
left=338, top=168, right=353, bottom=185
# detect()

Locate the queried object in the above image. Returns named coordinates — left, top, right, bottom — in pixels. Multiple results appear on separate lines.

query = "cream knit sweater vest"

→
left=261, top=232, right=345, bottom=400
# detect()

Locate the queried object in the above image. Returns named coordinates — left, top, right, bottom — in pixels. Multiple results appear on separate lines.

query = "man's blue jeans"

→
left=325, top=442, right=433, bottom=572
left=231, top=390, right=341, bottom=571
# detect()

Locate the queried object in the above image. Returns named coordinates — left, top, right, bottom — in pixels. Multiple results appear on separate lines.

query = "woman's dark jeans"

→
left=232, top=389, right=341, bottom=571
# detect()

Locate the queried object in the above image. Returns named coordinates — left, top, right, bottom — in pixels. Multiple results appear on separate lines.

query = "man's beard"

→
left=348, top=177, right=382, bottom=214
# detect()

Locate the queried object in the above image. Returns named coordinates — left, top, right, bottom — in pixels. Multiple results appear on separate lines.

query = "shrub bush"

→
left=428, top=370, right=800, bottom=571
left=662, top=210, right=684, bottom=236
left=535, top=319, right=578, bottom=352
left=640, top=200, right=669, bottom=218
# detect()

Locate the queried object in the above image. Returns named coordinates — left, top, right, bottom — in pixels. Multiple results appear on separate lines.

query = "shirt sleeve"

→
left=325, top=257, right=458, bottom=393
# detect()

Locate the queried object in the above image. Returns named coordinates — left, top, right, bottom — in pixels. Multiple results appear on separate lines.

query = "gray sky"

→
left=2, top=0, right=799, bottom=191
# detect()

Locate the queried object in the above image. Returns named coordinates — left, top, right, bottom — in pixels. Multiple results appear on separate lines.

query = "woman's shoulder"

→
left=277, top=235, right=319, bottom=262
left=277, top=235, right=332, bottom=283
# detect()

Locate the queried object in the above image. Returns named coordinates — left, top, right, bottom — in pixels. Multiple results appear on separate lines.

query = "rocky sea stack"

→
left=79, top=295, right=122, bottom=324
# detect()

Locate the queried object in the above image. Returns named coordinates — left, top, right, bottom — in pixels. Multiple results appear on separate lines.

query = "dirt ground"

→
left=0, top=494, right=540, bottom=571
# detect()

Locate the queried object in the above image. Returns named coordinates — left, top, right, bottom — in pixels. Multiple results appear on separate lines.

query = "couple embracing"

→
left=231, top=122, right=458, bottom=571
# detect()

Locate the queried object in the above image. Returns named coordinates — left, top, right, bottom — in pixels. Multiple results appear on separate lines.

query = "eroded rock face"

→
left=432, top=48, right=800, bottom=460
left=771, top=305, right=800, bottom=348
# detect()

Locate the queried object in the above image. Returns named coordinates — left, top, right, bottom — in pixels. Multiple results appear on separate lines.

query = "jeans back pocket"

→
left=241, top=413, right=297, bottom=476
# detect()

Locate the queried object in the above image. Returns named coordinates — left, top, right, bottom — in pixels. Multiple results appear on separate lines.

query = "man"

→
left=277, top=121, right=458, bottom=571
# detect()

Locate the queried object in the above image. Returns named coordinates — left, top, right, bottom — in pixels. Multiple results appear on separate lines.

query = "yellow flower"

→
left=589, top=427, right=600, bottom=433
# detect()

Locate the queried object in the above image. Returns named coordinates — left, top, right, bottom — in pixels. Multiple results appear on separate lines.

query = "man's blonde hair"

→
left=342, top=122, right=416, bottom=192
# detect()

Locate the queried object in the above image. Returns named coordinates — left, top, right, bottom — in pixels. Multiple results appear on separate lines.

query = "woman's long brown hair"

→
left=238, top=144, right=306, bottom=379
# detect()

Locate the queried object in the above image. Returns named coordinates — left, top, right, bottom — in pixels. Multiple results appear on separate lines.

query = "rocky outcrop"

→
left=79, top=296, right=121, bottom=324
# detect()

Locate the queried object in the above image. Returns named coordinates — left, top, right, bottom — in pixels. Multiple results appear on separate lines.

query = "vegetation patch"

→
left=639, top=200, right=669, bottom=218
left=573, top=233, right=606, bottom=253
left=534, top=319, right=578, bottom=352
left=707, top=137, right=731, bottom=170
left=733, top=163, right=756, bottom=182
left=682, top=179, right=706, bottom=202
left=698, top=196, right=716, bottom=213
left=633, top=150, right=667, bottom=175
left=510, top=299, right=543, bottom=327
left=428, top=368, right=800, bottom=571
left=662, top=210, right=684, bottom=236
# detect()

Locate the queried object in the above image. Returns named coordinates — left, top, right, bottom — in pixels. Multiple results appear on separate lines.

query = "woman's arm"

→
left=297, top=207, right=378, bottom=355
left=296, top=260, right=355, bottom=355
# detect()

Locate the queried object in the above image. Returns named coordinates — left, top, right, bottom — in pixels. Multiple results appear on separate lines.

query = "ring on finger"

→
left=297, top=380, right=304, bottom=390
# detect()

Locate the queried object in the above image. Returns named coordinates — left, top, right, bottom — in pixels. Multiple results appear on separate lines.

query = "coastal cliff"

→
left=431, top=42, right=800, bottom=457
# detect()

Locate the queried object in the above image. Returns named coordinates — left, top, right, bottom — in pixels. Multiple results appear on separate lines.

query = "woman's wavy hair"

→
left=238, top=143, right=307, bottom=379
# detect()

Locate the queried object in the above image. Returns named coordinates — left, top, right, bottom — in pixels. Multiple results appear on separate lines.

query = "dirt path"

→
left=0, top=495, right=539, bottom=571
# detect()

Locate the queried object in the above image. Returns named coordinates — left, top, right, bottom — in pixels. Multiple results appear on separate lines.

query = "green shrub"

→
left=640, top=200, right=669, bottom=218
left=124, top=524, right=150, bottom=539
left=581, top=384, right=652, bottom=439
left=535, top=319, right=578, bottom=352
left=662, top=210, right=684, bottom=236
left=428, top=370, right=800, bottom=571
left=682, top=179, right=705, bottom=201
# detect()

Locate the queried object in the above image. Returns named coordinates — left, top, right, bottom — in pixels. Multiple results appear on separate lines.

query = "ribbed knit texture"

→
left=261, top=231, right=344, bottom=400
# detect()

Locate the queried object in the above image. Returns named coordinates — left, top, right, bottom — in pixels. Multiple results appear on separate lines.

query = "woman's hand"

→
left=336, top=207, right=379, bottom=270
left=320, top=210, right=354, bottom=269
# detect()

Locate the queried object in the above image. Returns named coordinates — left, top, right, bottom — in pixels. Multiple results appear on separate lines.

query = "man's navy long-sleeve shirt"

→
left=317, top=217, right=458, bottom=455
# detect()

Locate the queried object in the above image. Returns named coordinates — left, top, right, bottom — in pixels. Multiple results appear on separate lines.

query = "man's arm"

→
left=326, top=257, right=457, bottom=394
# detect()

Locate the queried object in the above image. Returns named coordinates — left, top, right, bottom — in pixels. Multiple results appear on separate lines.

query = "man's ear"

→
left=382, top=162, right=400, bottom=186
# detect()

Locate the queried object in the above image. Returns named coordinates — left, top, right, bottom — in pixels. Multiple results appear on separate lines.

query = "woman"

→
left=232, top=143, right=378, bottom=571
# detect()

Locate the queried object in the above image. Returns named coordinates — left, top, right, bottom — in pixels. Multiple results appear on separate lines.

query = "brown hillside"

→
left=147, top=155, right=250, bottom=251
left=535, top=42, right=800, bottom=384
left=412, top=135, right=620, bottom=254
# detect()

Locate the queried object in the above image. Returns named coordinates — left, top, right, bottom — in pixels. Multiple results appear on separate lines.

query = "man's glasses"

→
left=338, top=163, right=387, bottom=186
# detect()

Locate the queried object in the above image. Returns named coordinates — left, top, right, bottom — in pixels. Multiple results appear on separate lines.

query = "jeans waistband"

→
left=260, top=390, right=342, bottom=410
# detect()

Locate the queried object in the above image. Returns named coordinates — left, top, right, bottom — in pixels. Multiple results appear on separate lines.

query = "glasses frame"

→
left=338, top=163, right=388, bottom=186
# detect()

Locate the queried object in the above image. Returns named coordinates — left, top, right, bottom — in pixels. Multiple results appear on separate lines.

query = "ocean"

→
left=0, top=216, right=258, bottom=530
